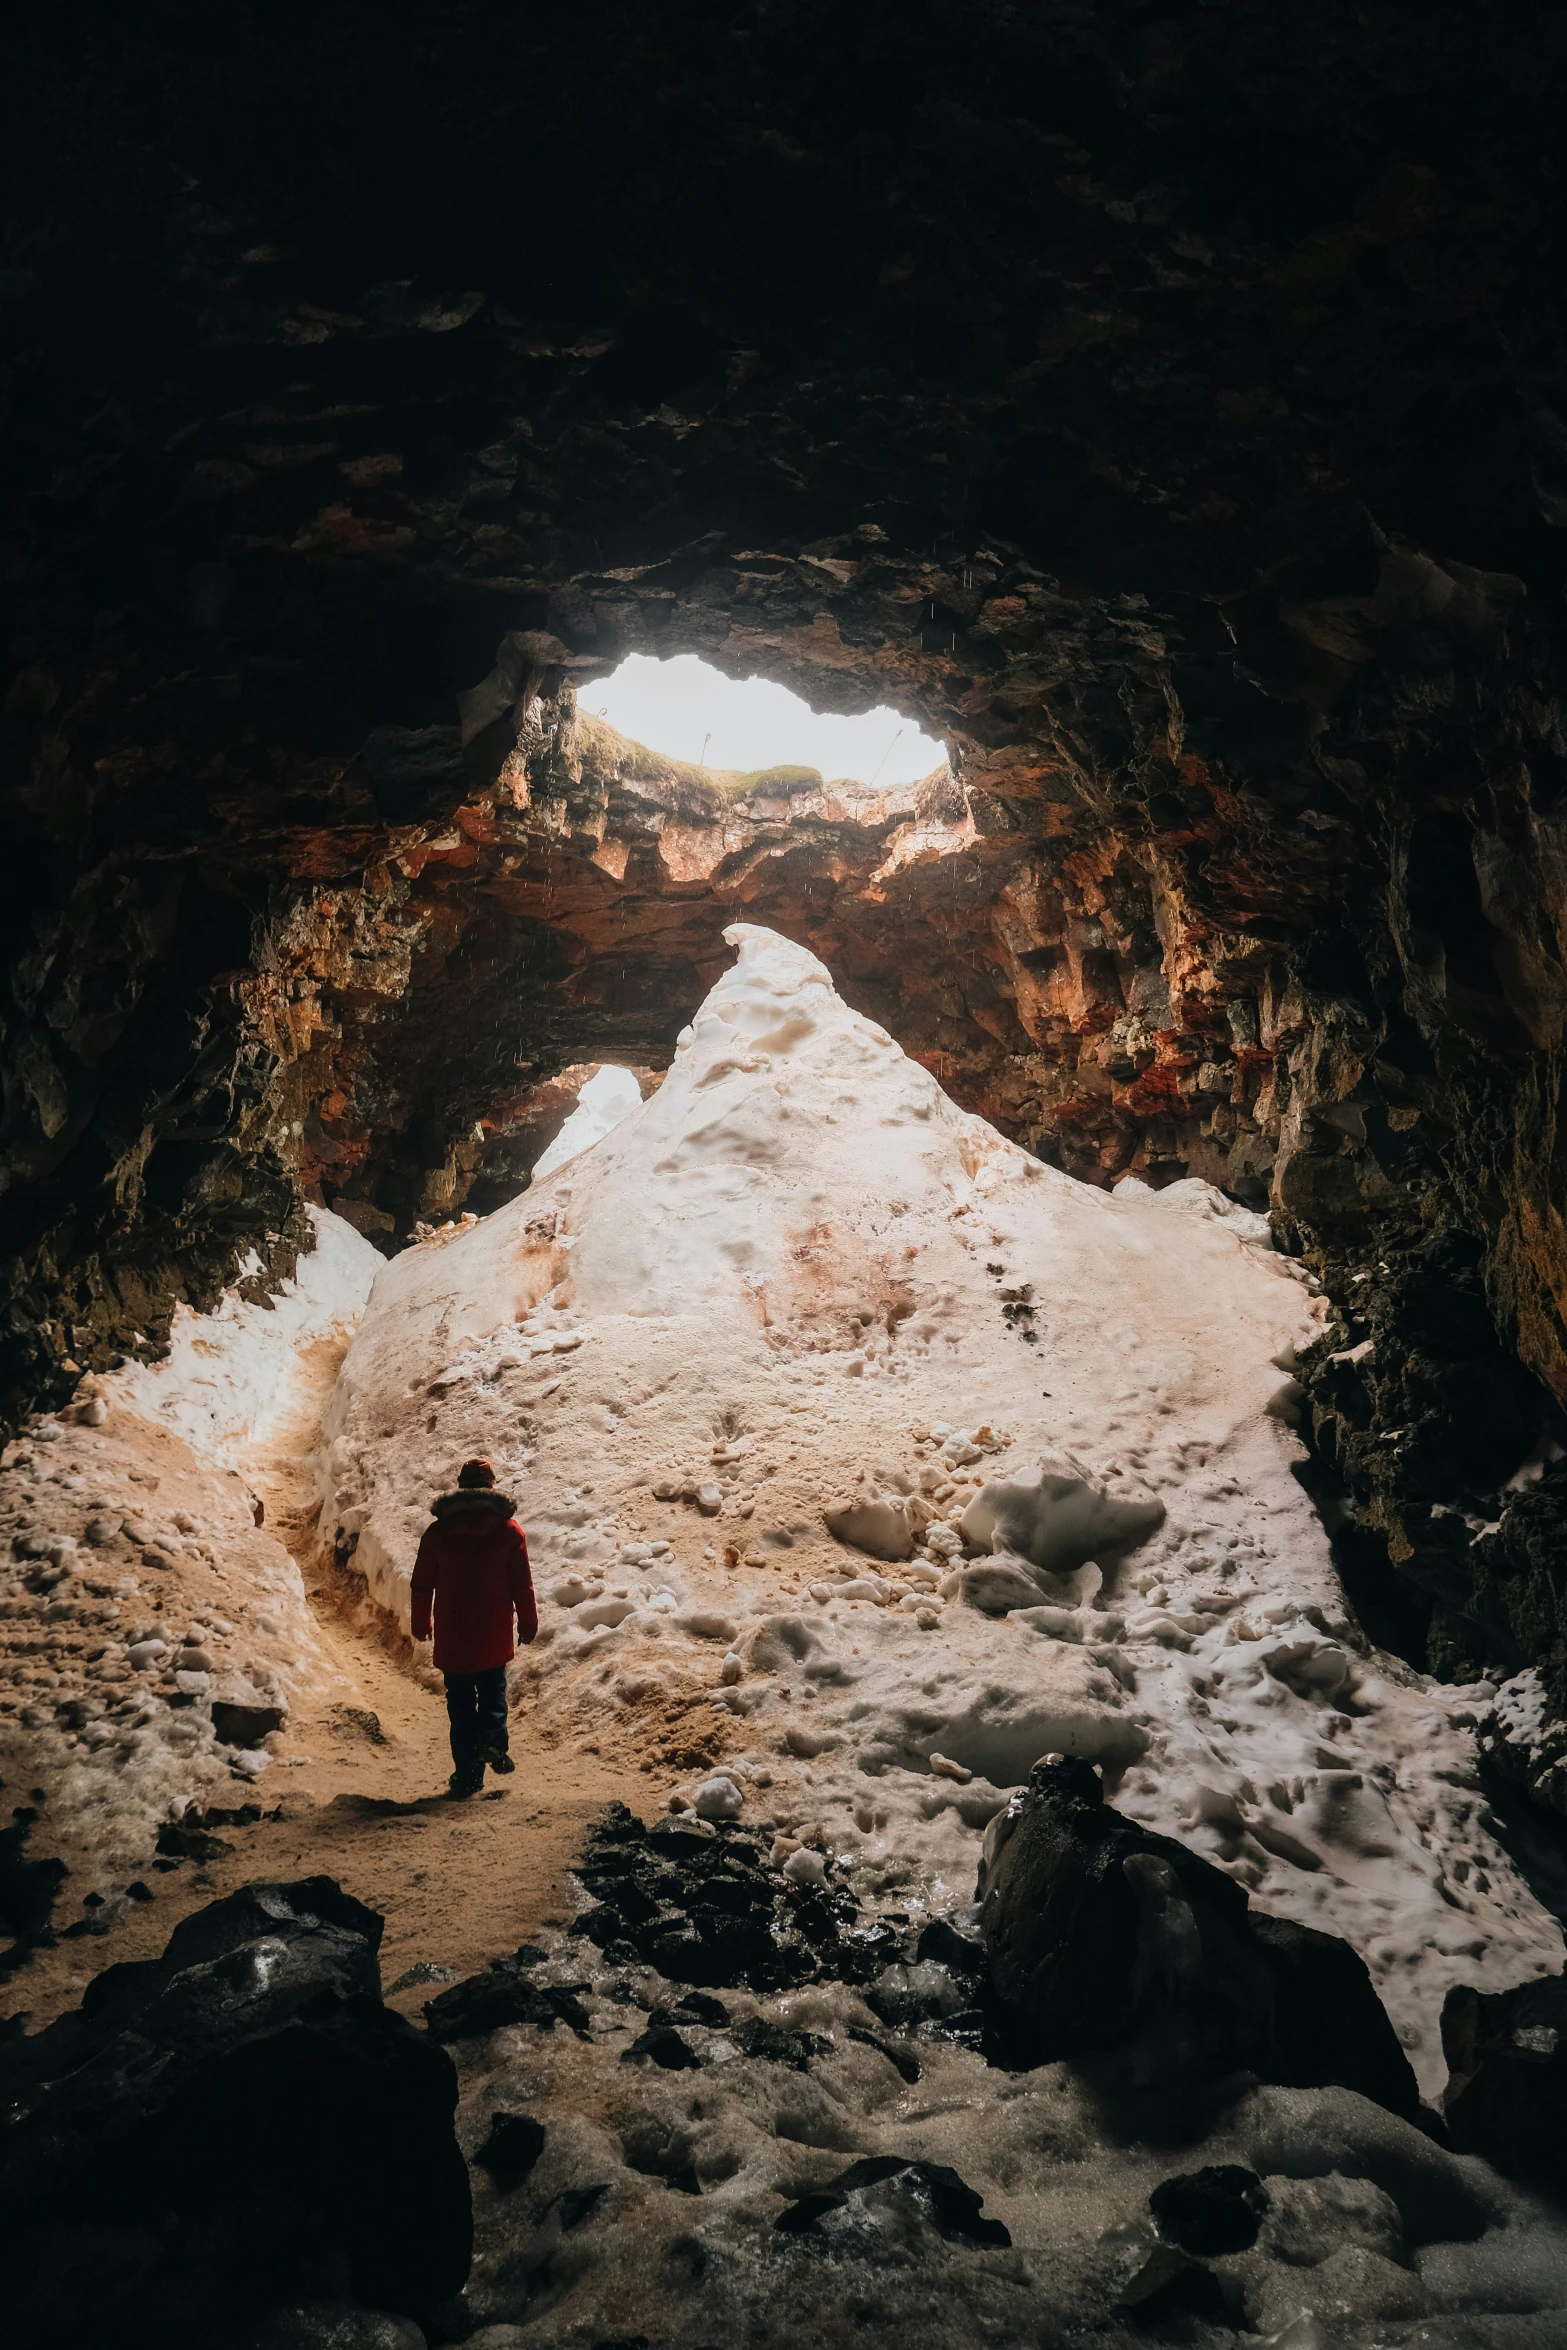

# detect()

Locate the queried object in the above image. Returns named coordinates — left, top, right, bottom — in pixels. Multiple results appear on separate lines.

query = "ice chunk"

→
left=577, top=1597, right=636, bottom=1629
left=949, top=1560, right=1049, bottom=1615
left=676, top=1610, right=738, bottom=1642
left=823, top=1495, right=918, bottom=1561
left=961, top=1463, right=1164, bottom=1574
left=693, top=1774, right=744, bottom=1821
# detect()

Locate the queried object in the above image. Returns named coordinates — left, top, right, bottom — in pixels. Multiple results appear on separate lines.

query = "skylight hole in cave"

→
left=530, top=1064, right=643, bottom=1180
left=585, top=653, right=947, bottom=791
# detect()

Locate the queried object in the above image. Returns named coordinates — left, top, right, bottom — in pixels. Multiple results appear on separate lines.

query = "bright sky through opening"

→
left=585, top=653, right=945, bottom=787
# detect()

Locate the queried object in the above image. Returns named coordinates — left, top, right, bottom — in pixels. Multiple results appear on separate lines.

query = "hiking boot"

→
left=485, top=1747, right=515, bottom=1776
left=448, top=1767, right=483, bottom=1798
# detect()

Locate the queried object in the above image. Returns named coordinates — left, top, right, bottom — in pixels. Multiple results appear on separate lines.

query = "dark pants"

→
left=444, top=1666, right=508, bottom=1775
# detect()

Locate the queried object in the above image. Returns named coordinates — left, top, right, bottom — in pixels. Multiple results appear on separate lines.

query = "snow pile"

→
left=532, top=1066, right=644, bottom=1182
left=321, top=927, right=1563, bottom=2094
left=106, top=1205, right=382, bottom=1472
left=0, top=1209, right=380, bottom=1887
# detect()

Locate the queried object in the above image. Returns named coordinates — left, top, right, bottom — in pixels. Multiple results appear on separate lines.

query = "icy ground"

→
left=321, top=924, right=1564, bottom=2100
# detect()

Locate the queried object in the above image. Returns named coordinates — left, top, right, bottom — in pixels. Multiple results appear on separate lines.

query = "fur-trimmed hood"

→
left=431, top=1488, right=517, bottom=1521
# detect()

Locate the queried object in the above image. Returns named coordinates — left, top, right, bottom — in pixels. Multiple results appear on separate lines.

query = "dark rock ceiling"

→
left=4, top=0, right=1567, bottom=1764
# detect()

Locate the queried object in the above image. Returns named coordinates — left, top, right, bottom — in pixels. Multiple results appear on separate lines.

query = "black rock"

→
left=915, top=1914, right=986, bottom=1979
left=774, top=2190, right=850, bottom=2236
left=980, top=1758, right=1271, bottom=2075
left=1149, top=2164, right=1271, bottom=2255
left=155, top=1816, right=234, bottom=1863
left=473, top=2111, right=547, bottom=2184
left=0, top=1878, right=470, bottom=2348
left=838, top=1921, right=903, bottom=1979
left=1116, top=2245, right=1229, bottom=2322
left=728, top=2014, right=832, bottom=2069
left=847, top=2024, right=922, bottom=2082
left=773, top=2157, right=1010, bottom=2248
left=980, top=1757, right=1418, bottom=2116
left=1441, top=1968, right=1567, bottom=2190
left=622, top=2023, right=702, bottom=2069
left=569, top=1803, right=873, bottom=1994
left=422, top=1960, right=589, bottom=2044
left=1250, top=1911, right=1421, bottom=2119
left=652, top=1990, right=729, bottom=2028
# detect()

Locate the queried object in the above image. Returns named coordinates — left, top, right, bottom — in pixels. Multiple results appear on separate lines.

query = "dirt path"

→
left=8, top=1332, right=644, bottom=2030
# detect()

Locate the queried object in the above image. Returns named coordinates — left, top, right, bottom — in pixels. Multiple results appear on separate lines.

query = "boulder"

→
left=979, top=1756, right=1271, bottom=2076
left=1250, top=1911, right=1420, bottom=2120
left=979, top=1758, right=1419, bottom=2118
left=1149, top=2164, right=1270, bottom=2254
left=1441, top=1967, right=1567, bottom=2190
left=0, top=1878, right=471, bottom=2349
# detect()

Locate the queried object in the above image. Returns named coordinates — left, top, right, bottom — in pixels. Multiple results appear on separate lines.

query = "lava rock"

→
left=1249, top=1911, right=1420, bottom=2120
left=622, top=2023, right=702, bottom=2070
left=774, top=2157, right=1010, bottom=2248
left=979, top=1758, right=1272, bottom=2076
left=473, top=2111, right=548, bottom=2184
left=652, top=1990, right=729, bottom=2028
left=728, top=2014, right=833, bottom=2069
left=1441, top=1967, right=1567, bottom=2190
left=569, top=1803, right=864, bottom=1992
left=0, top=1878, right=470, bottom=2348
left=846, top=2025, right=922, bottom=2082
left=155, top=1816, right=235, bottom=1862
left=980, top=1758, right=1416, bottom=2114
left=423, top=1956, right=590, bottom=2043
left=1149, top=2164, right=1271, bottom=2255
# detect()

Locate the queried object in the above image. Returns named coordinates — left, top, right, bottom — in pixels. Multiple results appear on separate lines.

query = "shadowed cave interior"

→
left=4, top=6, right=1567, bottom=2347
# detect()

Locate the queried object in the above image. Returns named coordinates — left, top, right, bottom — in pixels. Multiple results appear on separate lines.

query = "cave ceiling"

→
left=4, top=0, right=1567, bottom=1698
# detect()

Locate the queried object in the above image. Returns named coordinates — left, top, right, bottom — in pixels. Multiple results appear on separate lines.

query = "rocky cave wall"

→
left=3, top=0, right=1567, bottom=1741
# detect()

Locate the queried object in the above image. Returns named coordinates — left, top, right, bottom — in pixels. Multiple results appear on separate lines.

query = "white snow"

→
left=531, top=1065, right=644, bottom=1181
left=0, top=1210, right=382, bottom=1876
left=320, top=926, right=1562, bottom=2096
left=106, top=1205, right=383, bottom=1470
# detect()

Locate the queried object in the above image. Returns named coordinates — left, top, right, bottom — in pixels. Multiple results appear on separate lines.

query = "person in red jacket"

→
left=410, top=1457, right=537, bottom=1797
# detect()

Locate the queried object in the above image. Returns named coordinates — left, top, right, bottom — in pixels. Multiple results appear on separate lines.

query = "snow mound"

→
left=321, top=925, right=1563, bottom=2093
left=0, top=1210, right=380, bottom=1882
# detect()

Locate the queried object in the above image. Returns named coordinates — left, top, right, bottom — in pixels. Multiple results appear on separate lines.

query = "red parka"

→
left=410, top=1489, right=537, bottom=1672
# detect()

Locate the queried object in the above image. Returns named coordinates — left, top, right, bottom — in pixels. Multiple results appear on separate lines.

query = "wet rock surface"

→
left=0, top=1877, right=470, bottom=2348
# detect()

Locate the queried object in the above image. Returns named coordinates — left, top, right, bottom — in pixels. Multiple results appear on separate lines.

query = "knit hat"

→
left=457, top=1457, right=497, bottom=1488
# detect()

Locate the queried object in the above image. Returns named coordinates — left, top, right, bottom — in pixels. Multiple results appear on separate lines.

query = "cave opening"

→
left=9, top=11, right=1567, bottom=2331
left=586, top=652, right=947, bottom=793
